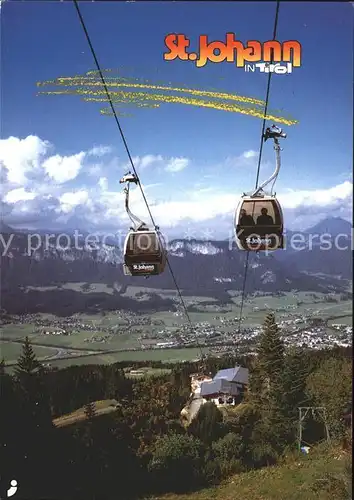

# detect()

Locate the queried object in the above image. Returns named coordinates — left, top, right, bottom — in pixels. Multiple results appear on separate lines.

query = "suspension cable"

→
left=237, top=0, right=281, bottom=335
left=73, top=0, right=205, bottom=362
left=254, top=0, right=281, bottom=191
left=237, top=251, right=250, bottom=334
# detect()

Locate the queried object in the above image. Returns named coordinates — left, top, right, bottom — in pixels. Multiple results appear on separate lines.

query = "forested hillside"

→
left=1, top=314, right=352, bottom=500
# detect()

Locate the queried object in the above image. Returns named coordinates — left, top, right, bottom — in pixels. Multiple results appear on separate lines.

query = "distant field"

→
left=9, top=286, right=352, bottom=325
left=149, top=293, right=352, bottom=328
left=123, top=286, right=219, bottom=305
left=1, top=289, right=351, bottom=369
left=2, top=291, right=352, bottom=340
left=45, top=347, right=207, bottom=369
left=0, top=323, right=37, bottom=339
left=328, top=316, right=352, bottom=327
left=0, top=324, right=143, bottom=351
left=0, top=341, right=61, bottom=363
left=26, top=282, right=114, bottom=294
left=124, top=367, right=172, bottom=378
left=122, top=286, right=180, bottom=301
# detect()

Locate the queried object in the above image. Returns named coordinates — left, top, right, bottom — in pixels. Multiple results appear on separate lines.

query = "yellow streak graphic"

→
left=36, top=71, right=298, bottom=126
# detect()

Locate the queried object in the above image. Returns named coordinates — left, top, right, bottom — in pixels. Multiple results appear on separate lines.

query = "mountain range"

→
left=0, top=217, right=352, bottom=315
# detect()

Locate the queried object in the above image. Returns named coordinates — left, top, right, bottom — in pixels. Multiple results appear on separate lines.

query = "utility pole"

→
left=298, top=406, right=330, bottom=451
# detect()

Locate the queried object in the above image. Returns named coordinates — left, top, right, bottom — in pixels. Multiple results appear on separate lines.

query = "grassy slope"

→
left=146, top=446, right=351, bottom=500
left=52, top=398, right=351, bottom=498
left=52, top=369, right=171, bottom=426
left=53, top=399, right=119, bottom=427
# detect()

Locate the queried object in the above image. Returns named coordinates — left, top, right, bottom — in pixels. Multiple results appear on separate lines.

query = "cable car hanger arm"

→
left=120, top=172, right=147, bottom=230
left=251, top=125, right=286, bottom=197
left=125, top=187, right=147, bottom=230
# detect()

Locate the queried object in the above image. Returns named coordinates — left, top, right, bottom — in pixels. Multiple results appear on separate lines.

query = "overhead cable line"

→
left=73, top=0, right=205, bottom=362
left=237, top=0, right=281, bottom=335
left=254, top=0, right=281, bottom=191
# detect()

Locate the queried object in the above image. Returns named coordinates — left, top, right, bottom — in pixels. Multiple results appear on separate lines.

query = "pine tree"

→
left=249, top=313, right=289, bottom=448
left=14, top=337, right=41, bottom=407
left=14, top=336, right=41, bottom=378
left=257, top=313, right=284, bottom=384
left=282, top=347, right=311, bottom=420
left=13, top=337, right=52, bottom=430
left=279, top=347, right=314, bottom=445
left=250, top=314, right=284, bottom=403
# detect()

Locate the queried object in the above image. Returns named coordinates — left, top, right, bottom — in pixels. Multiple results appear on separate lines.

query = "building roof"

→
left=213, top=366, right=249, bottom=385
left=200, top=378, right=240, bottom=397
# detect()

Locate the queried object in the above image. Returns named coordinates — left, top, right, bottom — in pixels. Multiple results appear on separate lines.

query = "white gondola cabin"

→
left=234, top=194, right=284, bottom=251
left=123, top=229, right=167, bottom=276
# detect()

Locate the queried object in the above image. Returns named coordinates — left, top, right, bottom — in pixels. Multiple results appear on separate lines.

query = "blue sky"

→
left=1, top=1, right=353, bottom=238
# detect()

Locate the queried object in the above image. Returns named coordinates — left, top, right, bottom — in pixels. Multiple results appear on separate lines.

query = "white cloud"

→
left=165, top=157, right=189, bottom=172
left=59, top=190, right=89, bottom=213
left=279, top=181, right=353, bottom=209
left=88, top=145, right=112, bottom=157
left=0, top=135, right=352, bottom=235
left=4, top=187, right=37, bottom=204
left=140, top=194, right=235, bottom=225
left=0, top=135, right=50, bottom=185
left=129, top=154, right=163, bottom=170
left=42, top=152, right=86, bottom=183
left=123, top=154, right=189, bottom=173
left=98, top=177, right=108, bottom=190
left=243, top=150, right=258, bottom=159
left=140, top=154, right=163, bottom=169
left=87, top=164, right=103, bottom=177
left=115, top=180, right=352, bottom=229
left=280, top=182, right=353, bottom=229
